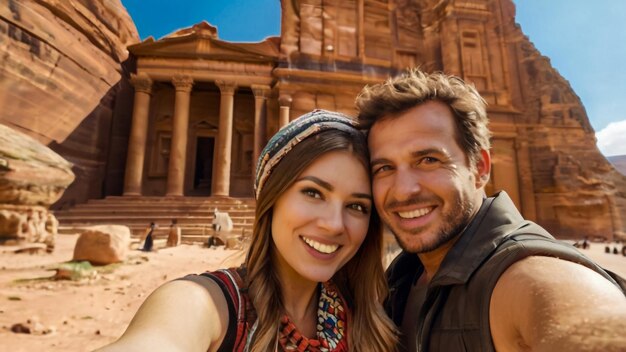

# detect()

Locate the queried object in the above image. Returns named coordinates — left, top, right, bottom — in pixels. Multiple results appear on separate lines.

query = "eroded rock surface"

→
left=0, top=124, right=75, bottom=206
left=0, top=204, right=57, bottom=251
left=0, top=123, right=73, bottom=250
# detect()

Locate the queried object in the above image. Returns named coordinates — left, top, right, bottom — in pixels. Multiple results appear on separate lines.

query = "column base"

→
left=165, top=192, right=184, bottom=197
left=123, top=192, right=141, bottom=196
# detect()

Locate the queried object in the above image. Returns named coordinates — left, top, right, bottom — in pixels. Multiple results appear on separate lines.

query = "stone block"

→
left=73, top=225, right=131, bottom=265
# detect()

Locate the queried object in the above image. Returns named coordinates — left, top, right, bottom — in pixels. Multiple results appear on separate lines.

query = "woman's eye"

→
left=349, top=203, right=369, bottom=214
left=302, top=188, right=322, bottom=199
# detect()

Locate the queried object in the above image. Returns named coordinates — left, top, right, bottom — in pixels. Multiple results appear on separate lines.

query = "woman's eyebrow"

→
left=296, top=176, right=333, bottom=191
left=352, top=192, right=372, bottom=200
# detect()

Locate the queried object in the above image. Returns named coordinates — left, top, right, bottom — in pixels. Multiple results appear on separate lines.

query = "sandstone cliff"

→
left=0, top=0, right=139, bottom=206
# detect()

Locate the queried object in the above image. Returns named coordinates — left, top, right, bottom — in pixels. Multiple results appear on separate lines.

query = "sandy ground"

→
left=0, top=234, right=244, bottom=351
left=0, top=235, right=624, bottom=351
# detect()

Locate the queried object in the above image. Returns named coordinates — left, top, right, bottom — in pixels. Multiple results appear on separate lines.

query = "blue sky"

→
left=121, top=0, right=625, bottom=156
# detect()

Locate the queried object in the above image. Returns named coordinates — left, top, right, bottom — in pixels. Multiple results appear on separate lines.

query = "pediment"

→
left=193, top=120, right=218, bottom=130
left=128, top=21, right=279, bottom=63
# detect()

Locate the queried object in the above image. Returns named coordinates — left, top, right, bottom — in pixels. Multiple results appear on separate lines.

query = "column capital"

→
left=172, top=76, right=194, bottom=92
left=130, top=73, right=153, bottom=94
left=278, top=93, right=292, bottom=107
left=251, top=84, right=271, bottom=99
left=215, top=80, right=237, bottom=95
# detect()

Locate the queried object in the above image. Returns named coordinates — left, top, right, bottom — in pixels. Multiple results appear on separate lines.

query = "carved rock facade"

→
left=273, top=0, right=626, bottom=240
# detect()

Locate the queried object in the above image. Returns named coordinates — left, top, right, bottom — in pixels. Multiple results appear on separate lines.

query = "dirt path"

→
left=0, top=235, right=624, bottom=351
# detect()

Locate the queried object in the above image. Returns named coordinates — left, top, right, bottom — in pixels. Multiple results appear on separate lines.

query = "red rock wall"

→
left=0, top=0, right=140, bottom=207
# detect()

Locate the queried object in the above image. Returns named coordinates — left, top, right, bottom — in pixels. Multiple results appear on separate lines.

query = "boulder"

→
left=0, top=124, right=75, bottom=206
left=73, top=225, right=131, bottom=265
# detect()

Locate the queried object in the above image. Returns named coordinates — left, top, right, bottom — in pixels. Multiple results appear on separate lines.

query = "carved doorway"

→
left=192, top=136, right=215, bottom=195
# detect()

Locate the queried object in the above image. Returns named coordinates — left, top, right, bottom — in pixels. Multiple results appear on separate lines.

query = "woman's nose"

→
left=317, top=204, right=344, bottom=235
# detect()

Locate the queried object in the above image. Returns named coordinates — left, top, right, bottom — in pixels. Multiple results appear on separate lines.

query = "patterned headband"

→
left=254, top=109, right=361, bottom=199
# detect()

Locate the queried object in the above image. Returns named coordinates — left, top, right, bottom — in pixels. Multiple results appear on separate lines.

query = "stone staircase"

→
left=53, top=196, right=256, bottom=244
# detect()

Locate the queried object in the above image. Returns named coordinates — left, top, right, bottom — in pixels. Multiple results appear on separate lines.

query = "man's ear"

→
left=474, top=149, right=491, bottom=189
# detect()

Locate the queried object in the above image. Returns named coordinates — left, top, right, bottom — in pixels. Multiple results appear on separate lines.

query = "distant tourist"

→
left=141, top=222, right=156, bottom=252
left=575, top=237, right=590, bottom=250
left=166, top=219, right=181, bottom=247
left=211, top=208, right=233, bottom=233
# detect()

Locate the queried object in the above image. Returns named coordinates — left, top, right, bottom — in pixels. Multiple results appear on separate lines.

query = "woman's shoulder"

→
left=95, top=274, right=232, bottom=351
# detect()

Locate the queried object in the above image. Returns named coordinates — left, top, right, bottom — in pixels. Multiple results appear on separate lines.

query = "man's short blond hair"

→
left=356, top=69, right=491, bottom=165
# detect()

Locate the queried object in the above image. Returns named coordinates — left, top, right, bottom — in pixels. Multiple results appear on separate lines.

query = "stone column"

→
left=278, top=93, right=292, bottom=128
left=123, top=73, right=153, bottom=196
left=212, top=80, right=237, bottom=196
left=166, top=76, right=194, bottom=197
left=252, top=85, right=270, bottom=170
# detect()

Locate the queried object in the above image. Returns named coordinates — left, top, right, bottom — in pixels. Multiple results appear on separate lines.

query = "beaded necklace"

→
left=277, top=282, right=349, bottom=351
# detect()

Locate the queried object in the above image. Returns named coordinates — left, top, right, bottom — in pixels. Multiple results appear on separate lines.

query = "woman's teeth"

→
left=302, top=236, right=339, bottom=254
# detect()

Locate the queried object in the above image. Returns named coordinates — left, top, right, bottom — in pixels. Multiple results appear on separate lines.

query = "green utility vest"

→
left=385, top=192, right=626, bottom=352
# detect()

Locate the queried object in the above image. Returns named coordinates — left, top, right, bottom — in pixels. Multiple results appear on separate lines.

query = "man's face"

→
left=368, top=101, right=490, bottom=254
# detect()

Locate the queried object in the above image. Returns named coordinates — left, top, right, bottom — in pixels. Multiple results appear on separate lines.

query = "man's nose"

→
left=392, top=169, right=422, bottom=201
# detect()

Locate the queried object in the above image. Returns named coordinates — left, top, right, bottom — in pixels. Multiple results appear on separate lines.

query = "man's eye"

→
left=302, top=188, right=322, bottom=199
left=372, top=165, right=392, bottom=175
left=421, top=157, right=440, bottom=165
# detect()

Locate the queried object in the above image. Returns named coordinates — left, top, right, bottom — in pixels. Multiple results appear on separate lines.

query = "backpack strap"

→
left=195, top=268, right=254, bottom=352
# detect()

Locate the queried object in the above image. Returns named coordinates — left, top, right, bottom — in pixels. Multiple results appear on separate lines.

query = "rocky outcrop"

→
left=0, top=0, right=138, bottom=144
left=0, top=204, right=58, bottom=251
left=0, top=123, right=73, bottom=250
left=73, top=225, right=130, bottom=265
left=0, top=124, right=75, bottom=206
left=0, top=0, right=140, bottom=207
left=608, top=156, right=626, bottom=176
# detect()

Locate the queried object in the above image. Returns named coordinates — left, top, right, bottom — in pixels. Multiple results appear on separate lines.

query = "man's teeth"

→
left=398, top=207, right=432, bottom=219
left=302, top=237, right=339, bottom=254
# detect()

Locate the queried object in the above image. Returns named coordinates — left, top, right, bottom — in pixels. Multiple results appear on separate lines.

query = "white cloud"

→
left=596, top=120, right=626, bottom=157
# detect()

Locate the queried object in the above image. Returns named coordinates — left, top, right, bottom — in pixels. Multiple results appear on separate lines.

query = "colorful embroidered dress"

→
left=278, top=282, right=349, bottom=351
left=184, top=268, right=350, bottom=352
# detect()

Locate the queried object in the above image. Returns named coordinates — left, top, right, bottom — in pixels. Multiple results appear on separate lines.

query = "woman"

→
left=141, top=222, right=156, bottom=252
left=97, top=110, right=397, bottom=351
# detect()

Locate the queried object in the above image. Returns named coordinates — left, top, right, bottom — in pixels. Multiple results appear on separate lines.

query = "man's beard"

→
left=391, top=195, right=476, bottom=254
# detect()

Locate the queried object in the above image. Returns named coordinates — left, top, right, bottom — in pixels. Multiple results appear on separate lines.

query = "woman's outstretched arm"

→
left=95, top=278, right=229, bottom=352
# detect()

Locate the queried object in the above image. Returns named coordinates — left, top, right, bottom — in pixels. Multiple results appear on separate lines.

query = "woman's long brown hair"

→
left=244, top=129, right=397, bottom=351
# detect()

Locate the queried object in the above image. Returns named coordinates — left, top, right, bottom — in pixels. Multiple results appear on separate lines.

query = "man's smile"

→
left=397, top=206, right=434, bottom=219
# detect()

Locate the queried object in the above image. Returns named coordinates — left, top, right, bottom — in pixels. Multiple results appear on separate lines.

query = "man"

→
left=356, top=69, right=626, bottom=351
left=166, top=218, right=181, bottom=247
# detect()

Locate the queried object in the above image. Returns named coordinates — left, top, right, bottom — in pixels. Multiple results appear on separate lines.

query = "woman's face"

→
left=271, top=150, right=372, bottom=284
